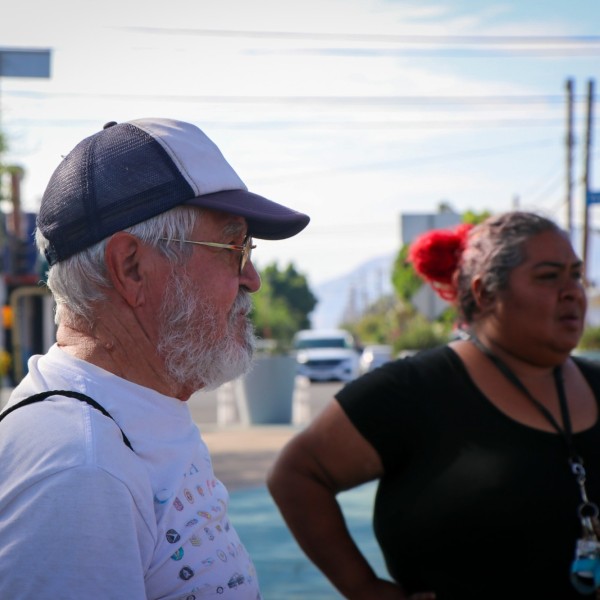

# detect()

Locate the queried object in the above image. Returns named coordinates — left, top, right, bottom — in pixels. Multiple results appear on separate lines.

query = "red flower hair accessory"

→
left=408, top=223, right=473, bottom=301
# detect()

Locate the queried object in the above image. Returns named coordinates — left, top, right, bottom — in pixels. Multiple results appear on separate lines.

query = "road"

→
left=187, top=379, right=346, bottom=490
left=187, top=379, right=344, bottom=427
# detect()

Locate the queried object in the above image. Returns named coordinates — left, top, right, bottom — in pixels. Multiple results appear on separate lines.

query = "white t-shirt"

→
left=0, top=344, right=261, bottom=600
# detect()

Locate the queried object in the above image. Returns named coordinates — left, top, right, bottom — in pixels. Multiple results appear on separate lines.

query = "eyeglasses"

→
left=159, top=235, right=256, bottom=274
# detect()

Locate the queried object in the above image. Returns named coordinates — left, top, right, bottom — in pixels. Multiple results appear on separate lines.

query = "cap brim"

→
left=185, top=189, right=310, bottom=240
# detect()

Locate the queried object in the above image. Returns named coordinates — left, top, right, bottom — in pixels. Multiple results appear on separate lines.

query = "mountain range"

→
left=310, top=253, right=396, bottom=330
left=309, top=225, right=600, bottom=330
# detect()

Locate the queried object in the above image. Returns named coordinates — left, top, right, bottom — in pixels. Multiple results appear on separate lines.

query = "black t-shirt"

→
left=336, top=345, right=600, bottom=599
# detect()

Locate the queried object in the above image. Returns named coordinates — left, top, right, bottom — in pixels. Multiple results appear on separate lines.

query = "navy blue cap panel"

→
left=37, top=118, right=310, bottom=264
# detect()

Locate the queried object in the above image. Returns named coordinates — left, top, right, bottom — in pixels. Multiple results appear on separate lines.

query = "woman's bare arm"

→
left=267, top=399, right=434, bottom=600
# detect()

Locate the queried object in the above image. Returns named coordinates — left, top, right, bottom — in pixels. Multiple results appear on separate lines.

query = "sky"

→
left=1, top=0, right=599, bottom=287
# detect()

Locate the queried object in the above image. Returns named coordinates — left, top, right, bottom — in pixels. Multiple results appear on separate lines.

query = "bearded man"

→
left=0, top=118, right=309, bottom=600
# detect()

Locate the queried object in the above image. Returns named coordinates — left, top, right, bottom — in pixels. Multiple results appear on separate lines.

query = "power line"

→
left=256, top=138, right=563, bottom=183
left=286, top=48, right=600, bottom=57
left=4, top=117, right=585, bottom=131
left=121, top=27, right=600, bottom=47
left=4, top=89, right=599, bottom=107
left=120, top=28, right=600, bottom=57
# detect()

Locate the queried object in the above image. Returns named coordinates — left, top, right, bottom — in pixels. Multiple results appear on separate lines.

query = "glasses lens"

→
left=240, top=236, right=253, bottom=273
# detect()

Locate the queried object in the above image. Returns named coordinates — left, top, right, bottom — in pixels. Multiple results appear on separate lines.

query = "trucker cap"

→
left=37, top=118, right=310, bottom=265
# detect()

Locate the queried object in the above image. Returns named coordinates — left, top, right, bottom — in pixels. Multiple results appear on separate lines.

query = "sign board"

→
left=0, top=49, right=51, bottom=78
left=587, top=191, right=600, bottom=205
left=411, top=284, right=448, bottom=321
left=401, top=211, right=461, bottom=245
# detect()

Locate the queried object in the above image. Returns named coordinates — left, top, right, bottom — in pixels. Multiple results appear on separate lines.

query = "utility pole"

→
left=582, top=79, right=595, bottom=286
left=565, top=78, right=575, bottom=238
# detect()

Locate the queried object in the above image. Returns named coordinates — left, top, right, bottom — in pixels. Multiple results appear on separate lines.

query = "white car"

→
left=358, top=344, right=393, bottom=375
left=292, top=329, right=360, bottom=382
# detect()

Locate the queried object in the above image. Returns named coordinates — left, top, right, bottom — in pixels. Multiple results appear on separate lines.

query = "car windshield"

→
left=294, top=338, right=350, bottom=350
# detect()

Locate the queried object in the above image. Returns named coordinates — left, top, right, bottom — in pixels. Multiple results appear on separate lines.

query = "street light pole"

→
left=582, top=79, right=595, bottom=286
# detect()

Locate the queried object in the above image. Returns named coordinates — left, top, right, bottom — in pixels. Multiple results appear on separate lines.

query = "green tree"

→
left=578, top=325, right=600, bottom=350
left=394, top=312, right=452, bottom=352
left=251, top=262, right=317, bottom=352
left=342, top=295, right=400, bottom=346
left=391, top=243, right=422, bottom=303
left=463, top=209, right=491, bottom=225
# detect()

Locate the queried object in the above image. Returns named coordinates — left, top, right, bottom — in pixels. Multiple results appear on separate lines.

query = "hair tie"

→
left=408, top=223, right=473, bottom=301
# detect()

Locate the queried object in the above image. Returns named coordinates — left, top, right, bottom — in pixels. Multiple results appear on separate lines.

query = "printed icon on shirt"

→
left=179, top=565, right=194, bottom=581
left=217, top=549, right=228, bottom=562
left=198, top=557, right=215, bottom=574
left=227, top=572, right=245, bottom=589
left=171, top=547, right=184, bottom=561
left=166, top=529, right=181, bottom=544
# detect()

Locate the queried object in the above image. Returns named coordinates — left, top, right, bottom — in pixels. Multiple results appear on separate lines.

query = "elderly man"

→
left=0, top=119, right=309, bottom=599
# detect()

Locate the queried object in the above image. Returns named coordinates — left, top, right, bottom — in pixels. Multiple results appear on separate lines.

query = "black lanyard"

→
left=470, top=335, right=577, bottom=460
left=470, top=336, right=600, bottom=594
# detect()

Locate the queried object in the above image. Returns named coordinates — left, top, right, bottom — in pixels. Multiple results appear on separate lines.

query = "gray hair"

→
left=456, top=211, right=565, bottom=324
left=36, top=206, right=200, bottom=327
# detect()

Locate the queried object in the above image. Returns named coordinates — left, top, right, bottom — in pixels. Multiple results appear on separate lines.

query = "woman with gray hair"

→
left=268, top=211, right=600, bottom=599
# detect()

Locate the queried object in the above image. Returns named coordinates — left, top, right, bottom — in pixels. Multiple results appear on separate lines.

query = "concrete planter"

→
left=235, top=355, right=297, bottom=424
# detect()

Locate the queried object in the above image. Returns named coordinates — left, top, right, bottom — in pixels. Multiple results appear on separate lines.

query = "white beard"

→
left=157, top=271, right=255, bottom=391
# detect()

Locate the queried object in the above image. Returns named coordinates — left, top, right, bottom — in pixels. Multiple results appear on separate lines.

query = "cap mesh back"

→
left=38, top=123, right=194, bottom=263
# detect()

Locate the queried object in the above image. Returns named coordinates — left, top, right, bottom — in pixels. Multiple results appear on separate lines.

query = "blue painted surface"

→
left=229, top=481, right=389, bottom=599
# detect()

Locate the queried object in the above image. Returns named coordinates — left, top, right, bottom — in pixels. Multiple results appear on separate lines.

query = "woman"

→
left=267, top=211, right=600, bottom=599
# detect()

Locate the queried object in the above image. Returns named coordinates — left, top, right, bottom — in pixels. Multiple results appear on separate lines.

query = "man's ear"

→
left=104, top=233, right=146, bottom=307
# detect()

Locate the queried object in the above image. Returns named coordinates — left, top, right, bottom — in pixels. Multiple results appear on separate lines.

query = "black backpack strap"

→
left=0, top=389, right=134, bottom=451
